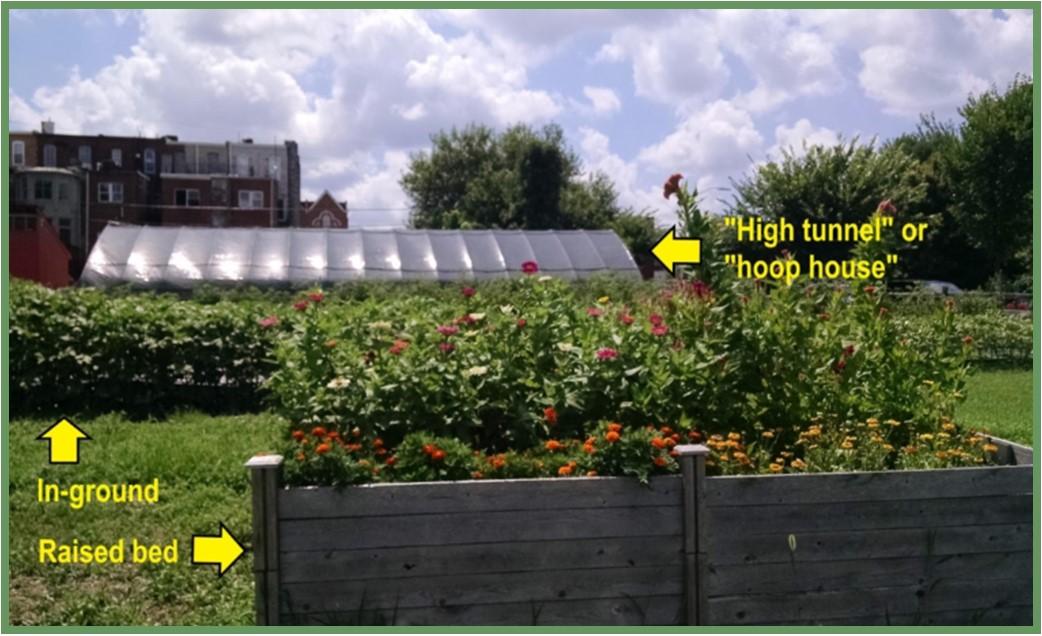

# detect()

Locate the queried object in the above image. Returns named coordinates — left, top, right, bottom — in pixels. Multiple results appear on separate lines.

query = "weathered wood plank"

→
left=707, top=577, right=1032, bottom=625
left=280, top=475, right=681, bottom=519
left=989, top=436, right=1034, bottom=466
left=706, top=523, right=1030, bottom=565
left=705, top=465, right=1030, bottom=507
left=283, top=594, right=683, bottom=626
left=279, top=565, right=683, bottom=614
left=708, top=551, right=1031, bottom=597
left=773, top=605, right=1033, bottom=626
left=280, top=505, right=681, bottom=552
left=705, top=494, right=1030, bottom=536
left=280, top=535, right=682, bottom=583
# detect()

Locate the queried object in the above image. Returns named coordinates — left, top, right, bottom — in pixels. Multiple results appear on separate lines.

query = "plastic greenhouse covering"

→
left=80, top=225, right=641, bottom=288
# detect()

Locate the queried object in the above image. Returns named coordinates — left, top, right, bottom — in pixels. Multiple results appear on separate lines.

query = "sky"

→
left=8, top=9, right=1034, bottom=227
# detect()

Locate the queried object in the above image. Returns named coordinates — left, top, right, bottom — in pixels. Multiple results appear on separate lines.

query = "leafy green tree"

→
left=727, top=139, right=928, bottom=273
left=946, top=76, right=1033, bottom=289
left=402, top=123, right=623, bottom=231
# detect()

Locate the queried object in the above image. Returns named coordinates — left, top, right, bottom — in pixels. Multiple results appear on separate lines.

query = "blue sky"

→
left=8, top=9, right=1034, bottom=226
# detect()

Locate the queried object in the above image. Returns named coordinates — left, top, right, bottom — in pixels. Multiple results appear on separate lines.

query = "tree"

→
left=727, top=139, right=928, bottom=273
left=946, top=76, right=1033, bottom=289
left=402, top=123, right=623, bottom=231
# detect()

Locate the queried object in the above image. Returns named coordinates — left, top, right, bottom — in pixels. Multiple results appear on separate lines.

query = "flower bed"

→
left=266, top=260, right=1000, bottom=486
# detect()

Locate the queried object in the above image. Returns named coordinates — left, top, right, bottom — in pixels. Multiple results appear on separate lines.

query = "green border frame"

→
left=1, top=2, right=1038, bottom=632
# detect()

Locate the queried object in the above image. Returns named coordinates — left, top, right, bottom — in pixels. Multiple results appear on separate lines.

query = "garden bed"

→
left=246, top=436, right=1032, bottom=626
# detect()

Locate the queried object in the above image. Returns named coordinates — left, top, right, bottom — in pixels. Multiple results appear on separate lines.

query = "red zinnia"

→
left=521, top=260, right=539, bottom=275
left=651, top=324, right=669, bottom=337
left=516, top=318, right=527, bottom=329
left=462, top=286, right=476, bottom=298
left=649, top=314, right=664, bottom=326
left=877, top=199, right=897, bottom=216
left=293, top=300, right=309, bottom=312
left=291, top=430, right=305, bottom=442
left=437, top=324, right=460, bottom=337
left=663, top=173, right=683, bottom=199
left=596, top=347, right=619, bottom=361
left=619, top=313, right=634, bottom=326
left=389, top=339, right=410, bottom=355
left=544, top=406, right=558, bottom=425
left=440, top=342, right=455, bottom=353
left=258, top=315, right=280, bottom=329
left=308, top=291, right=325, bottom=303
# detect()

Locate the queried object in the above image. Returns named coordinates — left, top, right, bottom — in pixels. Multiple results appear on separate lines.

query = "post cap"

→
left=674, top=444, right=710, bottom=457
left=245, top=453, right=284, bottom=469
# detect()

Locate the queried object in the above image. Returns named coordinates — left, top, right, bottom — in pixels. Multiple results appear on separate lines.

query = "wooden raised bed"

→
left=246, top=437, right=1032, bottom=626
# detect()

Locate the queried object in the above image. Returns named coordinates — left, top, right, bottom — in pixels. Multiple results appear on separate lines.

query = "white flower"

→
left=557, top=342, right=575, bottom=352
left=326, top=377, right=351, bottom=390
left=538, top=275, right=553, bottom=282
left=463, top=366, right=489, bottom=378
left=368, top=321, right=393, bottom=330
left=468, top=312, right=485, bottom=322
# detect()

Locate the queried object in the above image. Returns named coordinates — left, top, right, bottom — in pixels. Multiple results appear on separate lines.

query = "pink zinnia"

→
left=651, top=324, right=669, bottom=337
left=521, top=261, right=539, bottom=275
left=586, top=307, right=603, bottom=318
left=258, top=315, right=279, bottom=329
left=462, top=286, right=476, bottom=298
left=308, top=291, right=325, bottom=303
left=292, top=300, right=309, bottom=312
left=596, top=347, right=619, bottom=361
left=437, top=324, right=460, bottom=336
left=516, top=318, right=527, bottom=329
left=439, top=342, right=455, bottom=354
left=619, top=313, right=635, bottom=326
left=649, top=314, right=664, bottom=326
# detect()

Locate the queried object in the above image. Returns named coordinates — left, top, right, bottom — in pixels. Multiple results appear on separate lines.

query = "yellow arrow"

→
left=651, top=225, right=701, bottom=276
left=191, top=523, right=245, bottom=576
left=36, top=418, right=90, bottom=464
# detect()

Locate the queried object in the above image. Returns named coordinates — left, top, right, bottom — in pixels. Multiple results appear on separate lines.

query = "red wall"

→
left=10, top=219, right=72, bottom=288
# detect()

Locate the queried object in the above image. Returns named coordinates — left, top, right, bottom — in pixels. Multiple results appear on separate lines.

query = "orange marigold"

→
left=315, top=443, right=332, bottom=455
left=653, top=456, right=668, bottom=467
left=311, top=426, right=328, bottom=438
left=558, top=464, right=574, bottom=476
left=545, top=439, right=564, bottom=452
left=607, top=422, right=623, bottom=433
left=291, top=430, right=306, bottom=442
left=650, top=437, right=667, bottom=449
left=431, top=449, right=446, bottom=462
left=605, top=431, right=621, bottom=443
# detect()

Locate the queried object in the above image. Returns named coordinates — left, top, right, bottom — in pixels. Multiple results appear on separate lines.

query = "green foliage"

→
left=728, top=139, right=928, bottom=275
left=401, top=122, right=627, bottom=233
left=609, top=210, right=659, bottom=270
left=947, top=76, right=1033, bottom=289
left=9, top=280, right=277, bottom=417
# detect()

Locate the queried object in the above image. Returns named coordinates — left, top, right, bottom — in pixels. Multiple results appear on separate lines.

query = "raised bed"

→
left=246, top=437, right=1033, bottom=626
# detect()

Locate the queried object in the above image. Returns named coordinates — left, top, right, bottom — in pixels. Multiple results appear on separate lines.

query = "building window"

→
left=175, top=189, right=201, bottom=206
left=111, top=148, right=122, bottom=167
left=57, top=183, right=69, bottom=201
left=15, top=178, right=28, bottom=201
left=34, top=180, right=53, bottom=200
left=43, top=144, right=57, bottom=167
left=144, top=148, right=156, bottom=174
left=12, top=141, right=25, bottom=166
left=162, top=154, right=173, bottom=174
left=58, top=218, right=72, bottom=245
left=98, top=182, right=124, bottom=203
left=207, top=152, right=222, bottom=174
left=78, top=145, right=92, bottom=166
left=238, top=190, right=264, bottom=208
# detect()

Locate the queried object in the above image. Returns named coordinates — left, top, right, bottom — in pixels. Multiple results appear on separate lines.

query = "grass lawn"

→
left=957, top=367, right=1035, bottom=445
left=7, top=412, right=282, bottom=626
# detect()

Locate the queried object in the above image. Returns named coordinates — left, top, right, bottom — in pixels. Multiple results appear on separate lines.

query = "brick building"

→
left=299, top=191, right=349, bottom=228
left=8, top=121, right=301, bottom=275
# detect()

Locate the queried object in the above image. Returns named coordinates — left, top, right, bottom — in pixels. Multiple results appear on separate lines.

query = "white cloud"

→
left=767, top=118, right=840, bottom=159
left=584, top=86, right=621, bottom=114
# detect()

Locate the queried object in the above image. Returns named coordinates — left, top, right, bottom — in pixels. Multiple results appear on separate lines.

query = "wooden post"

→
left=676, top=444, right=709, bottom=625
left=245, top=454, right=283, bottom=626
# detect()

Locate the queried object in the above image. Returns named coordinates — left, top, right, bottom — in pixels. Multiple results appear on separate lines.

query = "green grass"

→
left=957, top=367, right=1035, bottom=445
left=7, top=412, right=282, bottom=626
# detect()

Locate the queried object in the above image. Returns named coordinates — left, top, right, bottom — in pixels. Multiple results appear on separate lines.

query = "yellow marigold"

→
left=840, top=441, right=854, bottom=450
left=791, top=458, right=807, bottom=470
left=935, top=450, right=948, bottom=460
left=885, top=419, right=901, bottom=427
left=761, top=430, right=775, bottom=439
left=902, top=445, right=918, bottom=454
left=866, top=418, right=879, bottom=429
left=918, top=433, right=934, bottom=442
left=983, top=443, right=999, bottom=453
left=941, top=422, right=956, bottom=432
left=768, top=463, right=783, bottom=473
left=937, top=432, right=951, bottom=439
left=727, top=432, right=742, bottom=441
left=883, top=444, right=894, bottom=452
